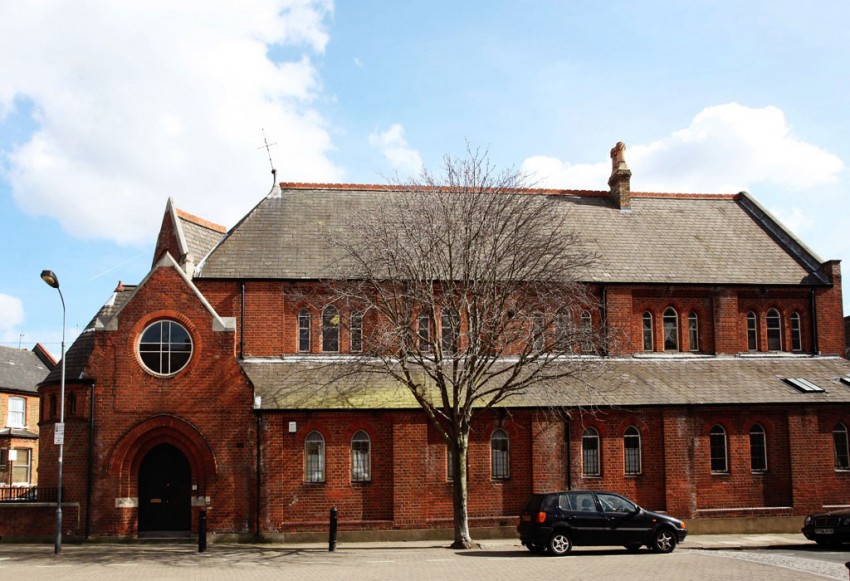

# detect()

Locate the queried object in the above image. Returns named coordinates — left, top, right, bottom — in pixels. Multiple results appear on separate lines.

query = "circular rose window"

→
left=138, top=320, right=193, bottom=376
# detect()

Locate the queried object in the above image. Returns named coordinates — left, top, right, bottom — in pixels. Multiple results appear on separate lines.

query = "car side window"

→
left=598, top=493, right=636, bottom=513
left=567, top=492, right=597, bottom=512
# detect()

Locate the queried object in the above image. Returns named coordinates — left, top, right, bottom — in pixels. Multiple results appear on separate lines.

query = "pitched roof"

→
left=242, top=355, right=850, bottom=411
left=176, top=208, right=226, bottom=262
left=0, top=345, right=54, bottom=394
left=196, top=184, right=824, bottom=286
left=42, top=285, right=135, bottom=385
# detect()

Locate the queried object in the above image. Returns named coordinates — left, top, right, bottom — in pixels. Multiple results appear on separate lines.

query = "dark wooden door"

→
left=138, top=443, right=191, bottom=532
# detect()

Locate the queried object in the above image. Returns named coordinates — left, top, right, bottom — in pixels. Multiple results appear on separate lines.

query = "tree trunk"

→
left=450, top=431, right=477, bottom=549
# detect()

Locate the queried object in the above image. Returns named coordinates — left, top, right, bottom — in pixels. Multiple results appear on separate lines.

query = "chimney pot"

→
left=608, top=141, right=632, bottom=211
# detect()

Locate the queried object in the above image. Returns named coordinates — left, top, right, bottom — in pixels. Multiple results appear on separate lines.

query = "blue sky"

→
left=1, top=0, right=849, bottom=358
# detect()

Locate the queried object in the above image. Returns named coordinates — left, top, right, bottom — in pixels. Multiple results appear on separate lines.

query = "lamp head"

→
left=40, top=270, right=60, bottom=289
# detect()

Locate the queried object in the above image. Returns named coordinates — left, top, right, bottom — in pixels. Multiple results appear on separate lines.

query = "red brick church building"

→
left=24, top=146, right=850, bottom=541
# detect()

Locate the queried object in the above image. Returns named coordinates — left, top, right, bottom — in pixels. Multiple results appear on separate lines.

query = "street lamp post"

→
left=40, top=270, right=66, bottom=555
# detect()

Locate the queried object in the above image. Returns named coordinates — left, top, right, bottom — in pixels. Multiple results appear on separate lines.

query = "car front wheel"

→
left=651, top=529, right=677, bottom=553
left=548, top=531, right=573, bottom=556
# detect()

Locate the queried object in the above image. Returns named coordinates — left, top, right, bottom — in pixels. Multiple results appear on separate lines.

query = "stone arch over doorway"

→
left=108, top=414, right=217, bottom=500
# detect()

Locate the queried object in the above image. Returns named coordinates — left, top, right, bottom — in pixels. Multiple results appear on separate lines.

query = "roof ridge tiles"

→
left=175, top=208, right=227, bottom=233
left=278, top=182, right=737, bottom=199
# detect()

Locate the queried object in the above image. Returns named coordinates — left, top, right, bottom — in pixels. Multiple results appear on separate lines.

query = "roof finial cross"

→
left=258, top=128, right=278, bottom=180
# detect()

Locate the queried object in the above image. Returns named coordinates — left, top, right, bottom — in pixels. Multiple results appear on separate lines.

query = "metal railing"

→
left=0, top=486, right=61, bottom=503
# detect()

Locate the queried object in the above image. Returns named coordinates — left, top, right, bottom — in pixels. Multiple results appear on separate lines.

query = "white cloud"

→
left=523, top=103, right=844, bottom=193
left=0, top=0, right=340, bottom=246
left=369, top=123, right=423, bottom=177
left=0, top=294, right=24, bottom=333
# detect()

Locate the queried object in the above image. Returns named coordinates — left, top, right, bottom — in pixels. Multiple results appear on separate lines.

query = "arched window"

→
left=709, top=425, right=728, bottom=474
left=834, top=422, right=850, bottom=471
left=642, top=312, right=654, bottom=351
left=298, top=308, right=311, bottom=352
left=441, top=308, right=459, bottom=354
left=624, top=426, right=641, bottom=475
left=663, top=307, right=679, bottom=351
left=532, top=312, right=545, bottom=350
left=67, top=392, right=77, bottom=417
left=351, top=430, right=371, bottom=482
left=580, top=310, right=593, bottom=353
left=138, top=320, right=193, bottom=375
left=322, top=306, right=340, bottom=352
left=688, top=312, right=699, bottom=352
left=555, top=309, right=572, bottom=350
left=418, top=310, right=432, bottom=351
left=304, top=431, right=325, bottom=483
left=749, top=424, right=767, bottom=472
left=49, top=394, right=57, bottom=420
left=790, top=312, right=802, bottom=352
left=491, top=428, right=510, bottom=479
left=350, top=311, right=363, bottom=353
left=766, top=308, right=782, bottom=351
left=747, top=311, right=758, bottom=351
left=582, top=427, right=600, bottom=476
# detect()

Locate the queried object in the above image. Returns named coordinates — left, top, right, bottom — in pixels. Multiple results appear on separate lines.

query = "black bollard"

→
left=199, top=509, right=207, bottom=553
left=328, top=507, right=338, bottom=552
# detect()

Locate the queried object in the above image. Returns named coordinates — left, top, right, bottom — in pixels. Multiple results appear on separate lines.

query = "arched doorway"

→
left=138, top=443, right=191, bottom=532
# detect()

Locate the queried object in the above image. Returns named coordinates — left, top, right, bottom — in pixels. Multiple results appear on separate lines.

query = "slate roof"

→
left=196, top=185, right=824, bottom=286
left=242, top=355, right=850, bottom=411
left=176, top=209, right=226, bottom=262
left=42, top=286, right=135, bottom=385
left=0, top=345, right=53, bottom=395
left=0, top=427, right=39, bottom=440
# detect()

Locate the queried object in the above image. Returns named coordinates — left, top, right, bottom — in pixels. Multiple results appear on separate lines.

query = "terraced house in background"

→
left=6, top=144, right=850, bottom=541
left=1, top=344, right=54, bottom=494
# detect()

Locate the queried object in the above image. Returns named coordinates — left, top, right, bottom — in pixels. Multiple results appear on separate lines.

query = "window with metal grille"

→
left=351, top=430, right=371, bottom=482
left=766, top=308, right=782, bottom=351
left=305, top=431, right=325, bottom=483
left=749, top=424, right=767, bottom=472
left=556, top=309, right=572, bottom=350
left=663, top=307, right=678, bottom=351
left=298, top=309, right=311, bottom=352
left=491, top=429, right=510, bottom=479
left=441, top=308, right=459, bottom=354
left=350, top=311, right=363, bottom=353
left=710, top=425, right=728, bottom=474
left=834, top=423, right=850, bottom=470
left=790, top=312, right=802, bottom=352
left=624, top=426, right=641, bottom=475
left=418, top=310, right=431, bottom=351
left=582, top=427, right=600, bottom=476
left=138, top=320, right=193, bottom=375
left=322, top=306, right=340, bottom=352
left=688, top=312, right=699, bottom=352
left=747, top=311, right=758, bottom=351
left=7, top=397, right=25, bottom=428
left=532, top=312, right=545, bottom=350
left=580, top=310, right=593, bottom=353
left=642, top=312, right=653, bottom=351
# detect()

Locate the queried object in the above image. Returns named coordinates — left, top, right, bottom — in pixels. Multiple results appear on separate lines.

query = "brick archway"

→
left=108, top=414, right=217, bottom=498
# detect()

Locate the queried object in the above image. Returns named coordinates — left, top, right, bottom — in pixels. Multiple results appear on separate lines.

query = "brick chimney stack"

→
left=608, top=141, right=632, bottom=211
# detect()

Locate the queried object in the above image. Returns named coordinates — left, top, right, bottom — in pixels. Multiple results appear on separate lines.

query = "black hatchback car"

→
left=518, top=490, right=687, bottom=555
left=802, top=508, right=850, bottom=546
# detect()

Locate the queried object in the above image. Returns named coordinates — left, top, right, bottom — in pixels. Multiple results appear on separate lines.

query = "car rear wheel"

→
left=548, top=531, right=573, bottom=556
left=651, top=529, right=677, bottom=553
left=624, top=543, right=642, bottom=552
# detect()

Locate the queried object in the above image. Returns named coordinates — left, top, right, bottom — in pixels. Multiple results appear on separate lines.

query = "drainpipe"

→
left=810, top=289, right=819, bottom=354
left=601, top=286, right=608, bottom=356
left=564, top=416, right=572, bottom=491
left=85, top=382, right=95, bottom=539
left=255, top=410, right=261, bottom=540
left=240, top=282, right=246, bottom=360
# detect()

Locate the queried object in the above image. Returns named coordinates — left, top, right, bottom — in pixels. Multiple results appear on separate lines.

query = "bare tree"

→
left=330, top=148, right=604, bottom=548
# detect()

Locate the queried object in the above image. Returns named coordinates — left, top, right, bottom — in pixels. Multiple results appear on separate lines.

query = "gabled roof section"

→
left=1, top=345, right=54, bottom=394
left=152, top=198, right=226, bottom=277
left=195, top=183, right=828, bottom=286
left=100, top=252, right=236, bottom=333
